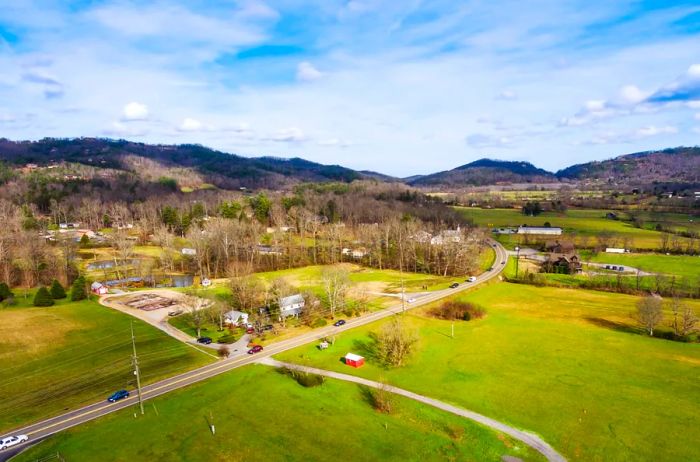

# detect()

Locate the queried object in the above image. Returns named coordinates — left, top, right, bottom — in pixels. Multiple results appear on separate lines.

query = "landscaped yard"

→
left=276, top=283, right=700, bottom=461
left=0, top=293, right=213, bottom=433
left=454, top=207, right=695, bottom=250
left=13, top=365, right=544, bottom=462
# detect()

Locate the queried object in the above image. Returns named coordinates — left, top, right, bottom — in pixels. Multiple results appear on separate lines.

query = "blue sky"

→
left=1, top=0, right=699, bottom=176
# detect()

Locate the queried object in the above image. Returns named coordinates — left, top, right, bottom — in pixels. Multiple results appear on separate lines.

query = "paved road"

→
left=1, top=241, right=509, bottom=460
left=260, top=358, right=566, bottom=462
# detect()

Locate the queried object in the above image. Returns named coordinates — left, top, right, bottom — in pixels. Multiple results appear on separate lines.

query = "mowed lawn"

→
left=14, top=365, right=544, bottom=462
left=454, top=207, right=687, bottom=250
left=583, top=251, right=700, bottom=279
left=0, top=295, right=213, bottom=433
left=276, top=283, right=700, bottom=461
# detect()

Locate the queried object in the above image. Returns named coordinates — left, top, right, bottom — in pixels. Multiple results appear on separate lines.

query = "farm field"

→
left=454, top=207, right=696, bottom=250
left=276, top=283, right=700, bottom=461
left=582, top=251, right=700, bottom=280
left=0, top=293, right=213, bottom=433
left=14, top=365, right=544, bottom=462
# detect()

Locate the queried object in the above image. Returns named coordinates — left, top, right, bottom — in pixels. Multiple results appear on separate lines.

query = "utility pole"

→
left=514, top=246, right=521, bottom=278
left=131, top=321, right=145, bottom=415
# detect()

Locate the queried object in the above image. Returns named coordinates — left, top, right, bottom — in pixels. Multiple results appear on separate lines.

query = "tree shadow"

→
left=351, top=333, right=381, bottom=362
left=584, top=317, right=641, bottom=335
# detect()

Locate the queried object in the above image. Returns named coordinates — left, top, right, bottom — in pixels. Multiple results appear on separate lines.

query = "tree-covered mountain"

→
left=0, top=138, right=365, bottom=189
left=556, top=147, right=700, bottom=184
left=407, top=158, right=556, bottom=187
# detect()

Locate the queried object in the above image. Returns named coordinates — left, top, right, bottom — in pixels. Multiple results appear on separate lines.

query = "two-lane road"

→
left=1, top=241, right=508, bottom=460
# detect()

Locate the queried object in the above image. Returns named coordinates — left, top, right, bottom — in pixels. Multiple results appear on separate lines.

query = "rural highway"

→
left=1, top=241, right=509, bottom=460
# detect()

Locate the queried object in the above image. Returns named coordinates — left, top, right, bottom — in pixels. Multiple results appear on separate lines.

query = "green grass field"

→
left=14, top=365, right=544, bottom=462
left=455, top=207, right=695, bottom=250
left=582, top=251, right=700, bottom=280
left=0, top=294, right=213, bottom=433
left=276, top=283, right=700, bottom=461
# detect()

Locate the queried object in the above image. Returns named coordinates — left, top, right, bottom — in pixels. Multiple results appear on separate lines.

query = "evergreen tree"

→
left=0, top=282, right=13, bottom=301
left=33, top=287, right=55, bottom=307
left=50, top=279, right=67, bottom=299
left=71, top=276, right=88, bottom=301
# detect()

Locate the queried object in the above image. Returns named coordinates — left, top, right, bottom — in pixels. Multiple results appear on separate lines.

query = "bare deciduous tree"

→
left=376, top=316, right=418, bottom=367
left=669, top=297, right=698, bottom=337
left=637, top=295, right=663, bottom=336
left=322, top=265, right=350, bottom=319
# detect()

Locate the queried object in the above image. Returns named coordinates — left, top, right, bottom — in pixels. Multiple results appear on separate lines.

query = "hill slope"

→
left=408, top=158, right=556, bottom=187
left=0, top=138, right=365, bottom=189
left=556, top=147, right=700, bottom=183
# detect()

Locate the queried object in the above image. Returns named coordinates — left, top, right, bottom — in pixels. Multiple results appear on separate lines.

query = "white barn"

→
left=517, top=226, right=562, bottom=235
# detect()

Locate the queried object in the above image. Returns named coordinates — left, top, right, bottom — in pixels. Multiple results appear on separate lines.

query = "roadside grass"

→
left=0, top=295, right=213, bottom=433
left=13, top=365, right=544, bottom=462
left=581, top=251, right=700, bottom=280
left=168, top=314, right=243, bottom=344
left=276, top=283, right=700, bottom=461
left=455, top=207, right=692, bottom=250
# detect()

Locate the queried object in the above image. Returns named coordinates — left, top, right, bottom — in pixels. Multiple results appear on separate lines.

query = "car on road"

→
left=247, top=345, right=263, bottom=354
left=466, top=276, right=477, bottom=282
left=501, top=261, right=506, bottom=265
left=107, top=390, right=130, bottom=403
left=488, top=267, right=494, bottom=271
left=197, top=337, right=212, bottom=344
left=168, top=309, right=183, bottom=317
left=0, top=434, right=28, bottom=451
left=449, top=282, right=459, bottom=289
left=407, top=297, right=416, bottom=303
left=333, top=319, right=346, bottom=327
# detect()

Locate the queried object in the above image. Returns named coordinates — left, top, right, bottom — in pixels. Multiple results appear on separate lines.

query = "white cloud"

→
left=296, top=62, right=323, bottom=82
left=687, top=64, right=700, bottom=78
left=688, top=101, right=700, bottom=109
left=635, top=125, right=677, bottom=137
left=317, top=138, right=351, bottom=147
left=104, top=121, right=148, bottom=137
left=122, top=102, right=149, bottom=121
left=178, top=117, right=203, bottom=132
left=619, top=85, right=648, bottom=105
left=268, top=127, right=305, bottom=142
left=496, top=89, right=517, bottom=100
left=465, top=133, right=512, bottom=149
left=695, top=113, right=700, bottom=121
left=693, top=127, right=700, bottom=134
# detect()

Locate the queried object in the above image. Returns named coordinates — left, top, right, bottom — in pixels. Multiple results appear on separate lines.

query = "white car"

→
left=0, top=434, right=28, bottom=450
left=467, top=276, right=477, bottom=282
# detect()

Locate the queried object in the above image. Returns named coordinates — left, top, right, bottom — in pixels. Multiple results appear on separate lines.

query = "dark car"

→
left=247, top=345, right=263, bottom=354
left=501, top=261, right=506, bottom=265
left=197, top=337, right=212, bottom=344
left=488, top=267, right=494, bottom=271
left=449, top=282, right=459, bottom=289
left=333, top=319, right=346, bottom=327
left=262, top=324, right=274, bottom=331
left=107, top=390, right=130, bottom=403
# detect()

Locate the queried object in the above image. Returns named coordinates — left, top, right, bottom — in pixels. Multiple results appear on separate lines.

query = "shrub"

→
left=429, top=301, right=486, bottom=321
left=312, top=318, right=328, bottom=328
left=33, top=287, right=55, bottom=307
left=282, top=367, right=325, bottom=388
left=0, top=282, right=13, bottom=301
left=50, top=279, right=67, bottom=299
left=366, top=384, right=394, bottom=413
left=70, top=276, right=87, bottom=301
left=217, top=334, right=237, bottom=344
left=1, top=297, right=16, bottom=307
left=217, top=345, right=230, bottom=359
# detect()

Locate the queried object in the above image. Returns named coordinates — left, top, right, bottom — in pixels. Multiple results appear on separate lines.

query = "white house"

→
left=517, top=226, right=562, bottom=235
left=224, top=310, right=250, bottom=327
left=279, top=294, right=305, bottom=319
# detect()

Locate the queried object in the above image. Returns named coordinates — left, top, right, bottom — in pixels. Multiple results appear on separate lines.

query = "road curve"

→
left=2, top=240, right=509, bottom=459
left=260, top=358, right=566, bottom=462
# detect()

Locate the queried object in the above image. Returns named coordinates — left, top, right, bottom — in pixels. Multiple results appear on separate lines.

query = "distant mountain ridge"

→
left=408, top=158, right=556, bottom=186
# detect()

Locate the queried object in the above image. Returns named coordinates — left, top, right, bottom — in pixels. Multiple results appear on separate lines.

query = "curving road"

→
left=260, top=358, right=566, bottom=462
left=2, top=241, right=510, bottom=460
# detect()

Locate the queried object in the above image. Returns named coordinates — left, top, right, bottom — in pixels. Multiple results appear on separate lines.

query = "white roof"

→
left=345, top=353, right=364, bottom=361
left=91, top=281, right=104, bottom=289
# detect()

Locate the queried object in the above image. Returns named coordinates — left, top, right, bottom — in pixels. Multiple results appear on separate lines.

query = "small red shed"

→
left=344, top=353, right=365, bottom=368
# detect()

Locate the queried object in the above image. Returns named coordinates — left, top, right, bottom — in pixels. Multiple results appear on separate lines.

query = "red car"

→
left=246, top=327, right=255, bottom=334
left=247, top=345, right=263, bottom=354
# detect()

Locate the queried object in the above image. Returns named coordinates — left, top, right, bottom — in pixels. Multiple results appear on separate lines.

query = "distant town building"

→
left=181, top=248, right=197, bottom=256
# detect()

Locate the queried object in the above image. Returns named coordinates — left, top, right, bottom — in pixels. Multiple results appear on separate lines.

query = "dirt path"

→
left=259, top=358, right=566, bottom=462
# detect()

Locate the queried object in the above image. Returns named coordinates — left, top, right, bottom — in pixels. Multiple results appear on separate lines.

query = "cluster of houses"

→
left=541, top=240, right=582, bottom=274
left=223, top=293, right=307, bottom=328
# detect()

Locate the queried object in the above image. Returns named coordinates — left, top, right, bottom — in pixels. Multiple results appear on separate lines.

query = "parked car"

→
left=247, top=345, right=263, bottom=354
left=0, top=435, right=28, bottom=451
left=333, top=319, right=346, bottom=327
left=488, top=267, right=494, bottom=271
left=449, top=282, right=459, bottom=289
left=107, top=390, right=130, bottom=403
left=467, top=276, right=477, bottom=282
left=168, top=309, right=183, bottom=317
left=197, top=337, right=212, bottom=344
left=245, top=327, right=255, bottom=334
left=262, top=324, right=274, bottom=331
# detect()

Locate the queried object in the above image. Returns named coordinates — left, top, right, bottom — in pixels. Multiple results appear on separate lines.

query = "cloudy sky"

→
left=1, top=1, right=699, bottom=176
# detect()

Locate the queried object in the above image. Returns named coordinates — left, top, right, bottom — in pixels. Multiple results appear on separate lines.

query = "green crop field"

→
left=14, top=365, right=544, bottom=462
left=454, top=207, right=696, bottom=250
left=0, top=293, right=213, bottom=432
left=276, top=283, right=700, bottom=461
